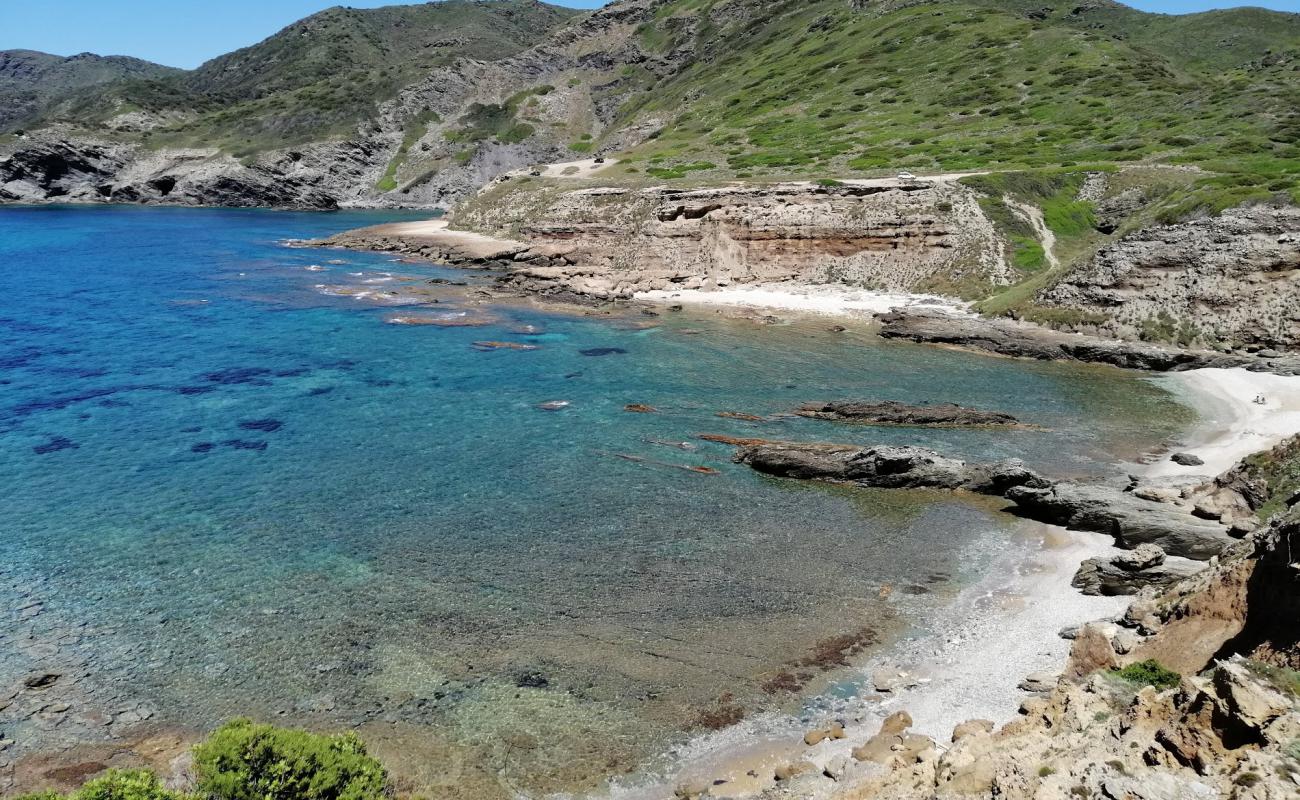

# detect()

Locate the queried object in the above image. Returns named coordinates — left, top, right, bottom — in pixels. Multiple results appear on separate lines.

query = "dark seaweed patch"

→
left=0, top=348, right=42, bottom=369
left=180, top=426, right=202, bottom=433
left=176, top=385, right=217, bottom=396
left=222, top=439, right=268, bottom=451
left=191, top=442, right=215, bottom=453
left=12, top=387, right=132, bottom=416
left=276, top=367, right=312, bottom=378
left=306, top=386, right=334, bottom=396
left=98, top=399, right=130, bottom=408
left=579, top=348, right=627, bottom=357
left=238, top=419, right=283, bottom=433
left=201, top=367, right=274, bottom=385
left=33, top=436, right=78, bottom=455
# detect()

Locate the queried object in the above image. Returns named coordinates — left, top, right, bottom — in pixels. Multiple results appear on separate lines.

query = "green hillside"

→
left=594, top=0, right=1299, bottom=214
left=0, top=49, right=181, bottom=130
left=25, top=0, right=579, bottom=155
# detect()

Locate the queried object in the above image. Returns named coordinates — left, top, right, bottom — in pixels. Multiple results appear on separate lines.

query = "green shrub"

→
left=816, top=178, right=843, bottom=187
left=77, top=771, right=190, bottom=800
left=1112, top=660, right=1181, bottom=690
left=193, top=718, right=388, bottom=800
left=12, top=770, right=190, bottom=800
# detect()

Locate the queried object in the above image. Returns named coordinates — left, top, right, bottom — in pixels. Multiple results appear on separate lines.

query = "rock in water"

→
left=1170, top=452, right=1205, bottom=466
left=795, top=400, right=1019, bottom=427
left=734, top=441, right=1049, bottom=495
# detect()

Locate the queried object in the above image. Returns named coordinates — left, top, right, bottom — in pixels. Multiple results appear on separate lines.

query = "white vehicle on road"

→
left=896, top=171, right=918, bottom=181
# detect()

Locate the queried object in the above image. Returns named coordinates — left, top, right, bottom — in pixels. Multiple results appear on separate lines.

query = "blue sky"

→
left=1, top=0, right=1297, bottom=69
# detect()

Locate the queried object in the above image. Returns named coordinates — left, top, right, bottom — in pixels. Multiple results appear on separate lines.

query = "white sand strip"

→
left=1144, top=367, right=1300, bottom=478
left=635, top=284, right=970, bottom=318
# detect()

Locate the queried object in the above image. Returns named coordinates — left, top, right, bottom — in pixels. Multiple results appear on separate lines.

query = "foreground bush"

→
left=193, top=718, right=388, bottom=800
left=16, top=769, right=190, bottom=800
left=15, top=722, right=390, bottom=800
left=1113, top=659, right=1181, bottom=690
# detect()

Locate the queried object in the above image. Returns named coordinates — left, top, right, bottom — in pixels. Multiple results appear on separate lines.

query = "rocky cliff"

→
left=319, top=178, right=1011, bottom=297
left=1035, top=204, right=1300, bottom=350
left=0, top=130, right=375, bottom=208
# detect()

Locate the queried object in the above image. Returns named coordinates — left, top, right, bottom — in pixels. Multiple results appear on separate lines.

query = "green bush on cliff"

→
left=193, top=719, right=389, bottom=800
left=1112, top=660, right=1181, bottom=690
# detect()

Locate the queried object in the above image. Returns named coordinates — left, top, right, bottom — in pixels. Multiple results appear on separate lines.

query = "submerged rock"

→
left=471, top=340, right=539, bottom=351
left=795, top=400, right=1019, bottom=427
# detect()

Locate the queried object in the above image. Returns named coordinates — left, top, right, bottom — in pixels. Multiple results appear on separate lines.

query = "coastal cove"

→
left=0, top=206, right=1251, bottom=798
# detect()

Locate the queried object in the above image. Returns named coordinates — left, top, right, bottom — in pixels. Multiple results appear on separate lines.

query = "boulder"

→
left=1171, top=452, right=1205, bottom=466
left=1066, top=624, right=1119, bottom=679
left=1115, top=543, right=1168, bottom=570
left=1072, top=551, right=1203, bottom=596
left=1017, top=672, right=1058, bottom=693
left=950, top=719, right=994, bottom=742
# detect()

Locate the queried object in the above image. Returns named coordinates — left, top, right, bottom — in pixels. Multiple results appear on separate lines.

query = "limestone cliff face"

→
left=448, top=179, right=1008, bottom=298
left=1037, top=205, right=1300, bottom=349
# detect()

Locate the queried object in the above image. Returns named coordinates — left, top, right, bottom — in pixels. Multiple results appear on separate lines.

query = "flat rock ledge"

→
left=733, top=440, right=1234, bottom=560
left=878, top=310, right=1300, bottom=375
left=795, top=400, right=1020, bottom=427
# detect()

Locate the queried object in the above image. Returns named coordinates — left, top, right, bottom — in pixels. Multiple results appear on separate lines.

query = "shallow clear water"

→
left=0, top=206, right=1193, bottom=796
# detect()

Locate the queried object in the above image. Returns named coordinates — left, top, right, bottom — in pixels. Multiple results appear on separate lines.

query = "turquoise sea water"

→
left=0, top=206, right=1193, bottom=796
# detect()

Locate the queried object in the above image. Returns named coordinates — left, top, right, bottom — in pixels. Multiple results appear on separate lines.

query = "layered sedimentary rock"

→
left=324, top=180, right=1010, bottom=299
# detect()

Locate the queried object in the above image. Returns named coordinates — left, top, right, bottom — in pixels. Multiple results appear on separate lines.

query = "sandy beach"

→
left=1144, top=367, right=1300, bottom=478
left=635, top=284, right=970, bottom=317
